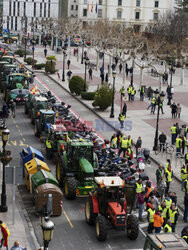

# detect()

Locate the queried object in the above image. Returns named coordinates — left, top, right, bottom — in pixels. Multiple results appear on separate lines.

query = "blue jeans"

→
left=0, top=239, right=8, bottom=250
left=172, top=134, right=176, bottom=145
left=155, top=227, right=161, bottom=234
left=139, top=203, right=144, bottom=219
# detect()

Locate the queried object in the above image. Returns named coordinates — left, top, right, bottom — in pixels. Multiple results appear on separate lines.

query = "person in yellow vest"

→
left=118, top=135, right=128, bottom=157
left=165, top=165, right=173, bottom=194
left=120, top=86, right=125, bottom=97
left=176, top=136, right=182, bottom=157
left=127, top=85, right=132, bottom=101
left=163, top=220, right=172, bottom=233
left=181, top=164, right=187, bottom=191
left=127, top=135, right=133, bottom=148
left=167, top=204, right=179, bottom=232
left=131, top=87, right=136, bottom=101
left=110, top=134, right=117, bottom=149
left=164, top=194, right=172, bottom=209
left=46, top=138, right=52, bottom=160
left=0, top=220, right=10, bottom=250
left=184, top=176, right=188, bottom=193
left=119, top=113, right=125, bottom=129
left=125, top=147, right=133, bottom=160
left=159, top=201, right=168, bottom=226
left=147, top=204, right=156, bottom=234
left=182, top=227, right=188, bottom=244
left=171, top=124, right=177, bottom=145
left=165, top=159, right=171, bottom=171
left=185, top=152, right=188, bottom=165
left=147, top=97, right=156, bottom=114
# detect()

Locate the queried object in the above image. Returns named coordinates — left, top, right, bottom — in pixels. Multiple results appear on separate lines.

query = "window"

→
left=84, top=0, right=87, bottom=4
left=13, top=2, right=15, bottom=16
left=98, top=9, right=102, bottom=17
left=71, top=5, right=74, bottom=10
left=40, top=3, right=42, bottom=17
left=44, top=3, right=46, bottom=17
left=136, top=0, right=140, bottom=7
left=76, top=5, right=78, bottom=10
left=99, top=0, right=102, bottom=5
left=155, top=1, right=159, bottom=8
left=48, top=3, right=50, bottom=17
left=17, top=2, right=20, bottom=16
left=24, top=2, right=26, bottom=16
left=83, top=8, right=87, bottom=16
left=154, top=12, right=158, bottom=20
left=117, top=10, right=122, bottom=19
left=15, top=17, right=17, bottom=31
left=118, top=0, right=122, bottom=6
left=11, top=16, right=13, bottom=30
left=135, top=11, right=140, bottom=19
left=34, top=3, right=36, bottom=17
left=9, top=1, right=11, bottom=16
left=7, top=17, right=9, bottom=30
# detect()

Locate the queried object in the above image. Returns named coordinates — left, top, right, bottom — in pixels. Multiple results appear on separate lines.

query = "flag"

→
left=100, top=179, right=105, bottom=188
left=87, top=2, right=89, bottom=12
left=95, top=2, right=98, bottom=13
left=122, top=179, right=125, bottom=188
left=91, top=2, right=93, bottom=12
left=30, top=84, right=38, bottom=94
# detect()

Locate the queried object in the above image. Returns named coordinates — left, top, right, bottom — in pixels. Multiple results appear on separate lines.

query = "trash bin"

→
left=31, top=169, right=59, bottom=194
left=35, top=183, right=63, bottom=216
left=20, top=146, right=44, bottom=177
left=24, top=158, right=50, bottom=191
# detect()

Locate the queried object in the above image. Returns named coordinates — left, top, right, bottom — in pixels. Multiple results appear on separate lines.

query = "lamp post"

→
left=0, top=128, right=10, bottom=212
left=83, top=56, right=89, bottom=92
left=81, top=40, right=84, bottom=64
left=153, top=90, right=165, bottom=151
left=110, top=71, right=116, bottom=118
left=62, top=46, right=67, bottom=82
left=167, top=65, right=174, bottom=105
left=41, top=217, right=54, bottom=250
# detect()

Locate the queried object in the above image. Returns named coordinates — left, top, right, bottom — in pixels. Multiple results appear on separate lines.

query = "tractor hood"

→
left=79, top=158, right=94, bottom=174
left=16, top=83, right=23, bottom=89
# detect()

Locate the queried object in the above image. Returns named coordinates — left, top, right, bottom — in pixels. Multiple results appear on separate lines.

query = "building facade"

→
left=77, top=0, right=176, bottom=31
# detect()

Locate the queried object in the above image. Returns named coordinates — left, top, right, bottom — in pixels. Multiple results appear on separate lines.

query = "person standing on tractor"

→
left=0, top=220, right=10, bottom=250
left=153, top=209, right=164, bottom=234
left=118, top=135, right=128, bottom=157
left=147, top=204, right=156, bottom=234
left=46, top=138, right=52, bottom=160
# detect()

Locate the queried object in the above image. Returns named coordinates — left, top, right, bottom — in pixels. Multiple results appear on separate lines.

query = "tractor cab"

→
left=143, top=233, right=188, bottom=250
left=1, top=55, right=14, bottom=64
left=6, top=73, right=27, bottom=89
left=1, top=64, right=17, bottom=82
left=31, top=96, right=49, bottom=124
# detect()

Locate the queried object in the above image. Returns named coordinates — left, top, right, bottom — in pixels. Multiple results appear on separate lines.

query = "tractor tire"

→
left=127, top=214, right=139, bottom=240
left=56, top=158, right=64, bottom=186
left=24, top=104, right=28, bottom=115
left=52, top=152, right=58, bottom=164
left=85, top=196, right=97, bottom=225
left=64, top=177, right=77, bottom=200
left=96, top=215, right=107, bottom=241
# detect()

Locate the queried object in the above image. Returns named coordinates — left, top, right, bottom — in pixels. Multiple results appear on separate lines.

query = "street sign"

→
left=5, top=166, right=23, bottom=184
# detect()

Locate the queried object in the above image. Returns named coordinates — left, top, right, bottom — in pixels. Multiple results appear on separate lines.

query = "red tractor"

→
left=85, top=176, right=139, bottom=241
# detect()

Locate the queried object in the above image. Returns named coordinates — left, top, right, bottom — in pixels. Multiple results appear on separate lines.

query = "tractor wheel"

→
left=56, top=159, right=64, bottom=186
left=52, top=152, right=58, bottom=164
left=24, top=104, right=28, bottom=115
left=96, top=215, right=107, bottom=241
left=127, top=214, right=139, bottom=240
left=64, top=177, right=77, bottom=200
left=85, top=196, right=97, bottom=225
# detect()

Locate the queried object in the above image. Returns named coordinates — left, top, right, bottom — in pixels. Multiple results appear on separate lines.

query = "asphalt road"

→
left=4, top=72, right=186, bottom=250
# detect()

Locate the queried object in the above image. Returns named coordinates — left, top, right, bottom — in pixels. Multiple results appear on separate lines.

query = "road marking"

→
left=19, top=140, right=27, bottom=146
left=139, top=226, right=146, bottom=237
left=11, top=141, right=17, bottom=146
left=20, top=132, right=23, bottom=136
left=62, top=207, right=74, bottom=228
left=23, top=138, right=26, bottom=142
left=139, top=222, right=148, bottom=228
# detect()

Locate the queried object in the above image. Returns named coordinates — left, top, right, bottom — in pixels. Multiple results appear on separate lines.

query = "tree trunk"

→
left=139, top=67, right=143, bottom=88
left=180, top=67, right=184, bottom=85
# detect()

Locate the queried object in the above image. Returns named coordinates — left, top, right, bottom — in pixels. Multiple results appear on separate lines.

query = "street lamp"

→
left=81, top=40, right=84, bottom=64
left=41, top=217, right=54, bottom=250
left=110, top=71, right=116, bottom=118
left=167, top=65, right=174, bottom=105
left=153, top=90, right=165, bottom=151
left=83, top=56, right=89, bottom=92
left=62, top=46, right=67, bottom=82
left=0, top=128, right=10, bottom=212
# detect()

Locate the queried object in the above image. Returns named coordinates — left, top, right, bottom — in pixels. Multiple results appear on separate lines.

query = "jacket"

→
left=137, top=193, right=145, bottom=204
left=159, top=134, right=167, bottom=143
left=153, top=212, right=164, bottom=227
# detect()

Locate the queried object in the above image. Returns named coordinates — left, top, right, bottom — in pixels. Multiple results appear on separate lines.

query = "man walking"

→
left=156, top=164, right=163, bottom=187
left=88, top=68, right=93, bottom=80
left=44, top=48, right=47, bottom=58
left=67, top=59, right=71, bottom=69
left=171, top=124, right=177, bottom=145
left=159, top=132, right=167, bottom=152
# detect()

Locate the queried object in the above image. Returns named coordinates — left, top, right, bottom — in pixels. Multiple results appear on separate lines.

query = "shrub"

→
left=92, top=83, right=114, bottom=110
left=24, top=57, right=37, bottom=65
left=46, top=55, right=57, bottom=61
left=15, top=49, right=26, bottom=57
left=69, top=76, right=88, bottom=95
left=81, top=91, right=96, bottom=100
left=45, top=60, right=56, bottom=74
left=34, top=63, right=46, bottom=70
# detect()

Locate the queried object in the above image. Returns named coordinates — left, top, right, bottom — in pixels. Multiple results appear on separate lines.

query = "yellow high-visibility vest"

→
left=165, top=198, right=172, bottom=209
left=121, top=139, right=128, bottom=148
left=46, top=140, right=52, bottom=149
left=136, top=183, right=143, bottom=193
left=165, top=169, right=172, bottom=182
left=169, top=209, right=177, bottom=223
left=171, top=126, right=176, bottom=134
left=181, top=166, right=187, bottom=180
left=176, top=138, right=182, bottom=148
left=163, top=224, right=172, bottom=233
left=148, top=208, right=155, bottom=222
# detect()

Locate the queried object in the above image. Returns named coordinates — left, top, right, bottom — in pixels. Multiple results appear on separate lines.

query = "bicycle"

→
left=155, top=142, right=174, bottom=155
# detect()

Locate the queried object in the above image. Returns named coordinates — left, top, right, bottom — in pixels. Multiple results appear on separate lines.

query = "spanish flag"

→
left=122, top=179, right=125, bottom=188
left=30, top=84, right=38, bottom=94
left=91, top=2, right=93, bottom=12
left=100, top=179, right=105, bottom=188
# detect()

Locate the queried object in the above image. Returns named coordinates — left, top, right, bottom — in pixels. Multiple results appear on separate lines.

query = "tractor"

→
left=30, top=96, right=49, bottom=124
left=56, top=139, right=98, bottom=199
left=34, top=109, right=56, bottom=137
left=24, top=92, right=40, bottom=115
left=85, top=176, right=139, bottom=241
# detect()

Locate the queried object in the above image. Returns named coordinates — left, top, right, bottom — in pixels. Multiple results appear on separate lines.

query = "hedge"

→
left=81, top=91, right=96, bottom=100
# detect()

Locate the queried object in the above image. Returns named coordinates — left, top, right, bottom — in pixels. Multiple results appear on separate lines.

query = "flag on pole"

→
left=30, top=84, right=38, bottom=94
left=91, top=2, right=94, bottom=12
left=87, top=2, right=89, bottom=12
left=95, top=2, right=98, bottom=13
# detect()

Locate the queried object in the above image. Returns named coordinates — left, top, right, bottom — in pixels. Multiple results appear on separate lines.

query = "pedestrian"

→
left=156, top=164, right=163, bottom=187
left=158, top=177, right=166, bottom=202
left=125, top=63, right=129, bottom=77
left=118, top=113, right=125, bottom=129
left=164, top=194, right=172, bottom=209
left=122, top=102, right=127, bottom=117
left=138, top=191, right=145, bottom=222
left=105, top=73, right=108, bottom=83
left=2, top=102, right=8, bottom=118
left=11, top=241, right=26, bottom=250
left=67, top=59, right=71, bottom=69
left=0, top=220, right=10, bottom=250
left=110, top=134, right=117, bottom=149
left=44, top=48, right=47, bottom=57
left=45, top=138, right=52, bottom=160
left=183, top=190, right=188, bottom=223
left=115, top=56, right=118, bottom=66
left=139, top=86, right=145, bottom=101
left=159, top=132, right=167, bottom=152
left=116, top=129, right=122, bottom=149
left=129, top=67, right=133, bottom=78
left=118, top=134, right=128, bottom=157
left=182, top=228, right=188, bottom=244
left=127, top=85, right=132, bottom=101
left=176, top=136, right=182, bottom=157
left=119, top=63, right=122, bottom=74
left=131, top=87, right=136, bottom=101
left=184, top=176, right=188, bottom=193
left=135, top=136, right=142, bottom=156
left=147, top=97, right=156, bottom=114
left=176, top=103, right=181, bottom=118
left=153, top=210, right=163, bottom=233
left=10, top=99, right=16, bottom=118
left=165, top=165, right=173, bottom=194
left=67, top=70, right=72, bottom=80
left=163, top=220, right=172, bottom=233
left=147, top=204, right=156, bottom=234
left=171, top=124, right=177, bottom=145
left=181, top=164, right=187, bottom=191
left=88, top=68, right=92, bottom=80
left=185, top=152, right=188, bottom=165
left=159, top=201, right=168, bottom=226
left=170, top=102, right=177, bottom=119
left=147, top=86, right=153, bottom=100
left=148, top=195, right=160, bottom=210
left=120, top=86, right=125, bottom=98
left=159, top=100, right=164, bottom=114
left=167, top=204, right=179, bottom=232
left=144, top=181, right=152, bottom=204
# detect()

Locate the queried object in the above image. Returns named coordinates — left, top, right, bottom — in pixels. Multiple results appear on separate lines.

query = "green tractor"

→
left=24, top=92, right=40, bottom=115
left=56, top=139, right=98, bottom=199
left=34, top=109, right=55, bottom=137
left=1, top=55, right=14, bottom=64
left=30, top=96, right=49, bottom=124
